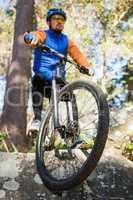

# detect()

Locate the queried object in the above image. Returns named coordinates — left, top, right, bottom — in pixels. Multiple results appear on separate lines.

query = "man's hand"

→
left=24, top=32, right=39, bottom=47
left=78, top=65, right=95, bottom=76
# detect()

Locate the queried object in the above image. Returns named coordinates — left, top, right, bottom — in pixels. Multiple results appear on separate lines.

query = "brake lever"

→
left=77, top=65, right=95, bottom=76
left=77, top=65, right=89, bottom=75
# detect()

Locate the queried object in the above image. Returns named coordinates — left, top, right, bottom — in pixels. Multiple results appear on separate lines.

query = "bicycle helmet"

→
left=46, top=8, right=67, bottom=21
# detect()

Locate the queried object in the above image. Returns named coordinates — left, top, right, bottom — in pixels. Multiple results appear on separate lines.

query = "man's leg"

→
left=32, top=75, right=44, bottom=121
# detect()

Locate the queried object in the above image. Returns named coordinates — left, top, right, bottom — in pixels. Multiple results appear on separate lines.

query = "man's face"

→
left=48, top=14, right=65, bottom=32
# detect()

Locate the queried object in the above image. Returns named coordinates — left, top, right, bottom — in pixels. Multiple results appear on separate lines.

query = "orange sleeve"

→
left=32, top=30, right=46, bottom=43
left=68, top=39, right=91, bottom=68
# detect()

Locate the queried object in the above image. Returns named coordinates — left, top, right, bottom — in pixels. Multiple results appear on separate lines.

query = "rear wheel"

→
left=36, top=80, right=109, bottom=192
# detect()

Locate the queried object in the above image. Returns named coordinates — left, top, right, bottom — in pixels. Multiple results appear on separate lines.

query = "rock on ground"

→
left=0, top=147, right=133, bottom=200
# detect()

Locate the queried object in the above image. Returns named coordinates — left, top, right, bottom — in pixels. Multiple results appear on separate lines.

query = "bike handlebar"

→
left=37, top=43, right=91, bottom=76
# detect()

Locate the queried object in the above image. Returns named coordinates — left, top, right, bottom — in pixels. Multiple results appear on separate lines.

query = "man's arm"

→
left=68, top=39, right=92, bottom=68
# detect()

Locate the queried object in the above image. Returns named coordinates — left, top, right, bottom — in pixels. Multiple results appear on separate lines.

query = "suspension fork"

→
left=52, top=72, right=60, bottom=129
left=66, top=101, right=74, bottom=122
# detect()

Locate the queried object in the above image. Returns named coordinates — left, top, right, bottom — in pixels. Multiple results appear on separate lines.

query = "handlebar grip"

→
left=77, top=65, right=90, bottom=75
left=77, top=65, right=94, bottom=76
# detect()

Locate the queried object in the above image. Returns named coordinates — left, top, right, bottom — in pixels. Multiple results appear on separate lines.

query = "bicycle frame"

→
left=38, top=43, right=89, bottom=129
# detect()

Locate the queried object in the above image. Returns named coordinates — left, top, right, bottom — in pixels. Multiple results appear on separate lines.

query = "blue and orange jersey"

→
left=26, top=29, right=91, bottom=82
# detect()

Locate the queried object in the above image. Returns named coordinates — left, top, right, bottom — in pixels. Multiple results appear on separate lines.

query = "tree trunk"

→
left=0, top=0, right=35, bottom=148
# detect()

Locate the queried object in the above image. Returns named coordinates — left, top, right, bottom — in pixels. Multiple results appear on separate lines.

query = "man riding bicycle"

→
left=24, top=7, right=93, bottom=133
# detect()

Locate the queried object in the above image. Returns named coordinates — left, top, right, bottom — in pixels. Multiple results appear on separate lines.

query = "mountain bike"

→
left=35, top=44, right=109, bottom=193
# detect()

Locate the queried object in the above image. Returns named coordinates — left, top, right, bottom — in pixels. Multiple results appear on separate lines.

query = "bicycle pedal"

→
left=55, top=149, right=73, bottom=160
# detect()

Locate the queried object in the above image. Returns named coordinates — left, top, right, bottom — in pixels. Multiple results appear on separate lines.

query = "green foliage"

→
left=0, top=0, right=133, bottom=101
left=123, top=28, right=133, bottom=49
left=122, top=137, right=133, bottom=161
left=0, top=131, right=8, bottom=141
left=126, top=143, right=133, bottom=151
left=28, top=144, right=36, bottom=153
left=128, top=61, right=133, bottom=69
left=6, top=9, right=14, bottom=17
left=0, top=7, right=15, bottom=74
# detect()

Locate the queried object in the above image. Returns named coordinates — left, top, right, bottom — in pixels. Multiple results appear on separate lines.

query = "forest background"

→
left=0, top=0, right=132, bottom=159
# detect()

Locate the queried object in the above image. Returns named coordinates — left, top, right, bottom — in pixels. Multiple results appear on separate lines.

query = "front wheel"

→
left=36, top=80, right=109, bottom=192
